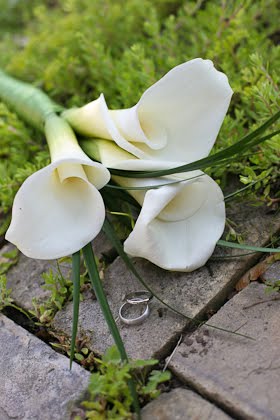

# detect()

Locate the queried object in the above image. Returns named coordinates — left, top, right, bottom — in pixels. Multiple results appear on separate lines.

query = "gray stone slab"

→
left=3, top=231, right=112, bottom=312
left=52, top=204, right=280, bottom=360
left=2, top=243, right=71, bottom=312
left=261, top=260, right=280, bottom=283
left=142, top=388, right=232, bottom=420
left=169, top=282, right=280, bottom=420
left=0, top=313, right=90, bottom=420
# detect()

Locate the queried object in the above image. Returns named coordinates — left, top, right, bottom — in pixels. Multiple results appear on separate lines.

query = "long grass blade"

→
left=102, top=218, right=253, bottom=339
left=224, top=174, right=270, bottom=201
left=104, top=173, right=205, bottom=191
left=211, top=236, right=280, bottom=258
left=70, top=251, right=81, bottom=369
left=109, top=118, right=280, bottom=178
left=217, top=239, right=280, bottom=253
left=82, top=243, right=140, bottom=418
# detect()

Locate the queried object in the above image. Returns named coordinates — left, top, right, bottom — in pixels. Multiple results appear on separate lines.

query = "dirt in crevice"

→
left=2, top=305, right=54, bottom=344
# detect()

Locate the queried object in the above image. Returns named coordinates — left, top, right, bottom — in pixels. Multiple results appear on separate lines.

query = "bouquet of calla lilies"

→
left=0, top=59, right=279, bottom=416
left=4, top=58, right=233, bottom=271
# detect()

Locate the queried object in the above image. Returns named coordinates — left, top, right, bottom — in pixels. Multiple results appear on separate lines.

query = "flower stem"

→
left=82, top=242, right=141, bottom=418
left=0, top=70, right=61, bottom=130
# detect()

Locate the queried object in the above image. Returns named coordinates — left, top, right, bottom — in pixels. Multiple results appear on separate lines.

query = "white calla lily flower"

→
left=81, top=140, right=226, bottom=271
left=114, top=172, right=225, bottom=271
left=64, top=58, right=233, bottom=165
left=5, top=115, right=110, bottom=259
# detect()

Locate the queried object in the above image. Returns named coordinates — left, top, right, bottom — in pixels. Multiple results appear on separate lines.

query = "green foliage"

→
left=0, top=274, right=13, bottom=310
left=0, top=102, right=48, bottom=233
left=30, top=257, right=90, bottom=324
left=0, top=247, right=30, bottom=316
left=30, top=262, right=72, bottom=323
left=0, top=0, right=37, bottom=31
left=49, top=332, right=97, bottom=368
left=0, top=273, right=30, bottom=318
left=0, top=246, right=18, bottom=274
left=30, top=266, right=71, bottom=324
left=0, top=0, right=278, bottom=211
left=78, top=346, right=171, bottom=419
left=265, top=279, right=280, bottom=294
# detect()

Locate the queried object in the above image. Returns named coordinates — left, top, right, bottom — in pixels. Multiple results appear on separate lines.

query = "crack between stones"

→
left=169, top=371, right=245, bottom=420
left=1, top=305, right=72, bottom=360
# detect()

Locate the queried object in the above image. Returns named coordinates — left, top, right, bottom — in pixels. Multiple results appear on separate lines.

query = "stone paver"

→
left=141, top=388, right=232, bottom=420
left=2, top=243, right=71, bottom=311
left=3, top=231, right=112, bottom=312
left=169, top=282, right=280, bottom=420
left=261, top=260, right=280, bottom=283
left=0, top=313, right=90, bottom=420
left=52, top=204, right=280, bottom=359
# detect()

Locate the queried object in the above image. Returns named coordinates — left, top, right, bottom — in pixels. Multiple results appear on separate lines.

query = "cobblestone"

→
left=141, top=388, right=232, bottom=420
left=169, top=282, right=280, bottom=420
left=0, top=313, right=90, bottom=420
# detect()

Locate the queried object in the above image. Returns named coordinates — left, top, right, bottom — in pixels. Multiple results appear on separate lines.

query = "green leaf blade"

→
left=70, top=251, right=81, bottom=369
left=82, top=242, right=140, bottom=418
left=217, top=239, right=280, bottom=253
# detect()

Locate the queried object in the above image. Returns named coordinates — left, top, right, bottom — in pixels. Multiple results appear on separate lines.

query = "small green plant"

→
left=0, top=274, right=14, bottom=311
left=30, top=256, right=94, bottom=324
left=265, top=279, right=280, bottom=294
left=0, top=248, right=29, bottom=317
left=30, top=263, right=74, bottom=324
left=0, top=247, right=18, bottom=274
left=76, top=346, right=171, bottom=419
left=0, top=274, right=29, bottom=318
left=49, top=331, right=98, bottom=370
left=225, top=218, right=244, bottom=244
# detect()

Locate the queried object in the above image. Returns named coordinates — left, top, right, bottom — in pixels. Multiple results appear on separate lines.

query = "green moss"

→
left=0, top=0, right=37, bottom=31
left=0, top=0, right=279, bottom=218
left=0, top=103, right=49, bottom=232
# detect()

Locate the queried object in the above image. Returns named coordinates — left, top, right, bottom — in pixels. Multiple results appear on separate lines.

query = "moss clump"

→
left=0, top=0, right=279, bottom=225
left=0, top=103, right=48, bottom=232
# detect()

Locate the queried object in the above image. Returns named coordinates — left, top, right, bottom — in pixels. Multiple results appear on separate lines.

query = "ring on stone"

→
left=125, top=290, right=153, bottom=305
left=119, top=301, right=150, bottom=325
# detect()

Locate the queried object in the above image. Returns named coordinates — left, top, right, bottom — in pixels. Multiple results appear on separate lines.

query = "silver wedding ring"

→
left=118, top=290, right=153, bottom=326
left=119, top=301, right=150, bottom=325
left=125, top=290, right=153, bottom=305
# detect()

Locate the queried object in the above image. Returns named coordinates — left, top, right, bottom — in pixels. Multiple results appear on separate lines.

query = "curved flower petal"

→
left=5, top=158, right=110, bottom=259
left=112, top=58, right=233, bottom=163
left=80, top=138, right=183, bottom=171
left=64, top=59, right=233, bottom=164
left=63, top=94, right=149, bottom=159
left=122, top=172, right=225, bottom=271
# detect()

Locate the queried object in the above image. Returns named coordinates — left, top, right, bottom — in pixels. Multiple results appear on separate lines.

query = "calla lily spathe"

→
left=115, top=172, right=225, bottom=271
left=64, top=58, right=233, bottom=271
left=5, top=115, right=110, bottom=259
left=81, top=140, right=226, bottom=271
left=63, top=58, right=233, bottom=166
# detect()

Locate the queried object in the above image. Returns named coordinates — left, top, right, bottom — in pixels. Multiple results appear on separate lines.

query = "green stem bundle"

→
left=0, top=70, right=60, bottom=129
